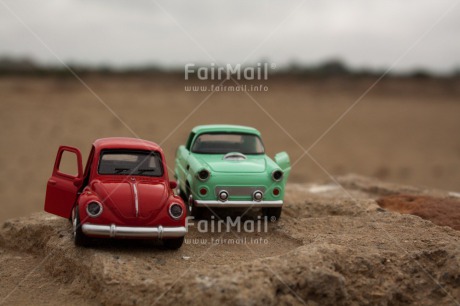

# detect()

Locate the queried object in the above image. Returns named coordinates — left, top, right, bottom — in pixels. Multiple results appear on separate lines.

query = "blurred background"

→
left=0, top=0, right=459, bottom=222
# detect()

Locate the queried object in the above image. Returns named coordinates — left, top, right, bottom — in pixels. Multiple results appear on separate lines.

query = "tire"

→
left=262, top=207, right=282, bottom=221
left=72, top=206, right=90, bottom=247
left=186, top=185, right=204, bottom=219
left=163, top=237, right=184, bottom=250
left=187, top=194, right=205, bottom=219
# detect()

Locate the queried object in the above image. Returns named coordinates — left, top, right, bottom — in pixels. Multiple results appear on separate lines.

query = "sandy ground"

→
left=0, top=75, right=459, bottom=222
left=377, top=194, right=460, bottom=230
left=0, top=175, right=459, bottom=305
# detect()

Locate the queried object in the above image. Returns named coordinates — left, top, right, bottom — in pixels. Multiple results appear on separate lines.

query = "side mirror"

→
left=169, top=181, right=178, bottom=189
left=274, top=152, right=290, bottom=169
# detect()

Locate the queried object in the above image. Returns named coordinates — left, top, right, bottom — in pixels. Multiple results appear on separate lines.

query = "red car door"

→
left=44, top=146, right=83, bottom=218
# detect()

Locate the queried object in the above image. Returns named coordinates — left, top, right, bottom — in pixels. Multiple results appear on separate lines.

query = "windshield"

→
left=98, top=150, right=164, bottom=177
left=191, top=133, right=265, bottom=154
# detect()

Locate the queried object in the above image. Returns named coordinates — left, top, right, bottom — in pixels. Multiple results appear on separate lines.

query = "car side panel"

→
left=175, top=145, right=190, bottom=193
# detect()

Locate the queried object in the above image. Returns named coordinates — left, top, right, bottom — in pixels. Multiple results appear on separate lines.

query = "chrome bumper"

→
left=195, top=200, right=283, bottom=208
left=82, top=223, right=187, bottom=239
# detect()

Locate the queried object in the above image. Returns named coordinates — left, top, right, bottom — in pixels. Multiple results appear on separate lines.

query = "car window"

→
left=57, top=150, right=79, bottom=177
left=98, top=150, right=163, bottom=177
left=185, top=132, right=196, bottom=150
left=191, top=133, right=265, bottom=154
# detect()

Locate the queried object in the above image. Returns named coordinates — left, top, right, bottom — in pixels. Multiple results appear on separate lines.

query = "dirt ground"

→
left=0, top=175, right=459, bottom=305
left=0, top=75, right=459, bottom=222
left=377, top=194, right=460, bottom=230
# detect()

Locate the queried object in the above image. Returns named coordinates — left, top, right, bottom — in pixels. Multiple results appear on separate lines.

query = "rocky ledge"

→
left=0, top=174, right=459, bottom=305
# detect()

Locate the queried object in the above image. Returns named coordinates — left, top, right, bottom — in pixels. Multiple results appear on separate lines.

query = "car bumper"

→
left=195, top=200, right=283, bottom=208
left=81, top=223, right=187, bottom=239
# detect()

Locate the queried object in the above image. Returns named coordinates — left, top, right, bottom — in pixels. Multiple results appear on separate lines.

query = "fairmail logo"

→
left=186, top=215, right=270, bottom=233
left=184, top=62, right=274, bottom=81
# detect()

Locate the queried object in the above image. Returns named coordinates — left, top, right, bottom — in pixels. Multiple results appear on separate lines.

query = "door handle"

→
left=49, top=179, right=57, bottom=185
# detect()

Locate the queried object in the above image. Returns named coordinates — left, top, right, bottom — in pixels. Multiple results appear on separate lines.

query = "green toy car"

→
left=174, top=125, right=290, bottom=220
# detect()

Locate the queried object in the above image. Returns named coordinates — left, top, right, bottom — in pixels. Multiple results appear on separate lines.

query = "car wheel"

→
left=262, top=207, right=282, bottom=221
left=187, top=194, right=203, bottom=219
left=73, top=206, right=90, bottom=247
left=163, top=237, right=184, bottom=250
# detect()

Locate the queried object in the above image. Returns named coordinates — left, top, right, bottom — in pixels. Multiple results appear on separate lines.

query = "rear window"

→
left=191, top=133, right=265, bottom=154
left=98, top=150, right=163, bottom=177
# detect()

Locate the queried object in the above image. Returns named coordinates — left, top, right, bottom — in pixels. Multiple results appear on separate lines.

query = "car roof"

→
left=191, top=124, right=261, bottom=136
left=93, top=137, right=162, bottom=152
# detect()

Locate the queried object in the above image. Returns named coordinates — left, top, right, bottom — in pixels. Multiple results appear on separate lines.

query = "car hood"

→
left=91, top=179, right=168, bottom=219
left=194, top=154, right=267, bottom=173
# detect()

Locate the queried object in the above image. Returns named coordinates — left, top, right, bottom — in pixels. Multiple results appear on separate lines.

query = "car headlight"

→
left=169, top=203, right=184, bottom=220
left=197, top=169, right=210, bottom=182
left=272, top=170, right=284, bottom=181
left=86, top=201, right=103, bottom=218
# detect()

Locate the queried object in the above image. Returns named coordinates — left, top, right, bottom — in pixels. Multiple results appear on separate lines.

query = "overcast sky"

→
left=1, top=0, right=459, bottom=73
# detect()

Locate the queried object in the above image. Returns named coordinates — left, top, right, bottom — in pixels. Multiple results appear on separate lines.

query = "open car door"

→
left=44, top=146, right=83, bottom=218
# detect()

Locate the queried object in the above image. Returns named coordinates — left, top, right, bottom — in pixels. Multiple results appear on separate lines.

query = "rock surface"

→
left=0, top=175, right=459, bottom=305
left=377, top=195, right=460, bottom=231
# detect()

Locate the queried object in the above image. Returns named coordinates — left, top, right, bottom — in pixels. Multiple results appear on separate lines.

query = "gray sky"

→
left=1, top=0, right=459, bottom=73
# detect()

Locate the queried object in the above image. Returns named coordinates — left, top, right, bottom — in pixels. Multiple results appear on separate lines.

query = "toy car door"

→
left=44, top=146, right=83, bottom=218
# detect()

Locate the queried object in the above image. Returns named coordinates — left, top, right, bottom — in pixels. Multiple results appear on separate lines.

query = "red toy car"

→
left=44, top=137, right=187, bottom=249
